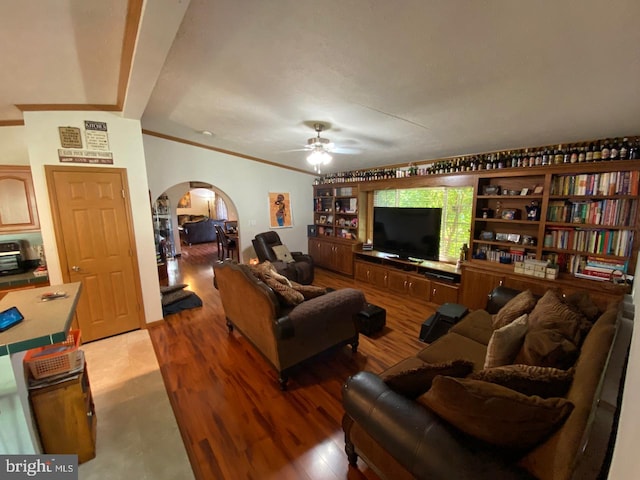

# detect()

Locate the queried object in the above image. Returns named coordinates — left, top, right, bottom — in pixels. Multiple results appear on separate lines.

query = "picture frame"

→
left=318, top=215, right=327, bottom=224
left=269, top=192, right=293, bottom=228
left=501, top=209, right=520, bottom=220
left=520, top=188, right=529, bottom=196
left=533, top=185, right=544, bottom=195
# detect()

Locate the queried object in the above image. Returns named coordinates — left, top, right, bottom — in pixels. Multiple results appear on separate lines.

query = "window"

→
left=373, top=187, right=473, bottom=262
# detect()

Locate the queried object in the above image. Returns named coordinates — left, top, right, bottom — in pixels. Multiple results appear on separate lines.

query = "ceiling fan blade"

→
left=330, top=146, right=361, bottom=155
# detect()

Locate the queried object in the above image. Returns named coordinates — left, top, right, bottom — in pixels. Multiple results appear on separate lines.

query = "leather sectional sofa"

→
left=213, top=260, right=365, bottom=389
left=342, top=286, right=631, bottom=480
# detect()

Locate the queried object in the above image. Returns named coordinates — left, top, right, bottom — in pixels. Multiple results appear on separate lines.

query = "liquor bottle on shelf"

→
left=610, top=138, right=620, bottom=160
left=629, top=138, right=639, bottom=160
left=601, top=139, right=611, bottom=160
left=578, top=144, right=586, bottom=163
left=570, top=144, right=579, bottom=163
left=593, top=141, right=602, bottom=161
left=585, top=143, right=594, bottom=162
left=554, top=145, right=563, bottom=165
left=620, top=137, right=630, bottom=159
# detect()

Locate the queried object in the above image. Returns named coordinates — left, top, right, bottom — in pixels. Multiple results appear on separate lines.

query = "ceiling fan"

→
left=305, top=123, right=333, bottom=173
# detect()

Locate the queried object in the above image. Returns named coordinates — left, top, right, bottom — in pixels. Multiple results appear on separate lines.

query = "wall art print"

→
left=269, top=192, right=292, bottom=228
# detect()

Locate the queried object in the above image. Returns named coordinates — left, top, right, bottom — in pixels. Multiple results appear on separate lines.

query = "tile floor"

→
left=77, top=329, right=194, bottom=480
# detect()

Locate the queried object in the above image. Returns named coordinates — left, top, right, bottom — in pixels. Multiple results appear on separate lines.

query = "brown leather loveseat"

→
left=342, top=286, right=632, bottom=480
left=213, top=260, right=365, bottom=389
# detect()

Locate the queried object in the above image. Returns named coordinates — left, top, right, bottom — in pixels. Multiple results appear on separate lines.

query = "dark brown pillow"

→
left=420, top=376, right=574, bottom=450
left=564, top=290, right=599, bottom=322
left=383, top=359, right=474, bottom=398
left=492, top=290, right=537, bottom=330
left=527, top=289, right=585, bottom=346
left=470, top=365, right=574, bottom=398
left=514, top=328, right=579, bottom=369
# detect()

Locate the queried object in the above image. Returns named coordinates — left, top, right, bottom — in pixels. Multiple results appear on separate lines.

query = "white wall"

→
left=143, top=134, right=315, bottom=262
left=608, top=256, right=640, bottom=478
left=0, top=126, right=29, bottom=165
left=21, top=111, right=162, bottom=323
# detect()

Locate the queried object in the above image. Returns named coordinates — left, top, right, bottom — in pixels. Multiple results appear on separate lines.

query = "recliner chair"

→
left=252, top=231, right=314, bottom=284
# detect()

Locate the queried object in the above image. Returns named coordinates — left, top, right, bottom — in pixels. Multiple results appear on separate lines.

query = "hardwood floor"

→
left=149, top=243, right=437, bottom=480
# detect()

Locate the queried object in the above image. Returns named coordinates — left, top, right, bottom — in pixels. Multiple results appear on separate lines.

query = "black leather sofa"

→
left=180, top=218, right=226, bottom=245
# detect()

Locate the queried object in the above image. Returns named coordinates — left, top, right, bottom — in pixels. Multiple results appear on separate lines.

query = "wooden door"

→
left=387, top=270, right=409, bottom=294
left=408, top=276, right=432, bottom=302
left=333, top=243, right=354, bottom=275
left=46, top=166, right=143, bottom=342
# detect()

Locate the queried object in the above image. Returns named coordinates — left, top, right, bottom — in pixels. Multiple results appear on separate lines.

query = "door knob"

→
left=72, top=266, right=81, bottom=272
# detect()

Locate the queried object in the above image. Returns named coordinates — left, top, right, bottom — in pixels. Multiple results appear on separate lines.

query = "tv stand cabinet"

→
left=354, top=251, right=461, bottom=304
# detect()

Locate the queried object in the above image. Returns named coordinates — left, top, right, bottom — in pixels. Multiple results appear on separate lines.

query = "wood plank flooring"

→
left=149, top=243, right=438, bottom=480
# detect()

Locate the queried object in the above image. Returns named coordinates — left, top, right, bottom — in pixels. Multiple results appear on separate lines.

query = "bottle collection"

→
left=315, top=136, right=640, bottom=185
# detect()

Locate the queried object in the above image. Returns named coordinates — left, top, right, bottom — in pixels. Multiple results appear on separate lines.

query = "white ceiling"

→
left=2, top=0, right=640, bottom=174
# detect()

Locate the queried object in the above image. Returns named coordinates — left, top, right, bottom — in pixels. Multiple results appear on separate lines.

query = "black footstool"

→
left=357, top=303, right=386, bottom=336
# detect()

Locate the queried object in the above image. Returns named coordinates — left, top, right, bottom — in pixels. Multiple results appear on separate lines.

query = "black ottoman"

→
left=357, top=303, right=386, bottom=336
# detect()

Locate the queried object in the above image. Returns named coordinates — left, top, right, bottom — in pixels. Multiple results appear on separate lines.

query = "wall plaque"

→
left=58, top=126, right=83, bottom=149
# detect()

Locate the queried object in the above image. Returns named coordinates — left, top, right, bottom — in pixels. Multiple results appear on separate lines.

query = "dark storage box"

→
left=357, top=303, right=386, bottom=336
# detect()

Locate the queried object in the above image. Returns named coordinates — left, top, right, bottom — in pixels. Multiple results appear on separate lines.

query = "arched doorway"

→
left=153, top=181, right=238, bottom=258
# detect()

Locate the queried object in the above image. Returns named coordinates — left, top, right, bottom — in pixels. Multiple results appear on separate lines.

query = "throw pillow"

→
left=514, top=328, right=579, bottom=369
left=527, top=289, right=585, bottom=346
left=291, top=284, right=328, bottom=300
left=383, top=359, right=475, bottom=398
left=263, top=276, right=304, bottom=305
left=484, top=313, right=529, bottom=369
left=160, top=283, right=189, bottom=295
left=248, top=261, right=303, bottom=305
left=250, top=260, right=291, bottom=286
left=564, top=290, right=599, bottom=322
left=420, top=376, right=574, bottom=450
left=492, top=290, right=537, bottom=330
left=272, top=244, right=295, bottom=263
left=470, top=364, right=574, bottom=398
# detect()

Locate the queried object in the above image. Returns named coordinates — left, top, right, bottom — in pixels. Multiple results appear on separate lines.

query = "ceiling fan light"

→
left=307, top=148, right=332, bottom=167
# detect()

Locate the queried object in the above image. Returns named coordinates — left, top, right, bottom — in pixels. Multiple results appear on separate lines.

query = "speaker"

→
left=307, top=224, right=317, bottom=237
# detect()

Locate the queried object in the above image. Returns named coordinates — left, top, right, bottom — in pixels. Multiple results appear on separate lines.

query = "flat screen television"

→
left=373, top=207, right=442, bottom=261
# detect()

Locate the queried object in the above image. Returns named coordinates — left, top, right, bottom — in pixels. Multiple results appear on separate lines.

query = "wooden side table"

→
left=29, top=359, right=96, bottom=463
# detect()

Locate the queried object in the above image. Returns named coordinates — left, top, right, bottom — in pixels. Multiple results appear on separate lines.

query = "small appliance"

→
left=0, top=241, right=23, bottom=276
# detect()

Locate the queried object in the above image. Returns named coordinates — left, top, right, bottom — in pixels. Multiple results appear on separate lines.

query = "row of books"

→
left=543, top=253, right=628, bottom=278
left=546, top=198, right=637, bottom=226
left=550, top=171, right=640, bottom=196
left=544, top=228, right=634, bottom=257
left=575, top=255, right=628, bottom=282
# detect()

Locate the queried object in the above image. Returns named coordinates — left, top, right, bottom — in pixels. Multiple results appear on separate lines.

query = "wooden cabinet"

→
left=354, top=259, right=388, bottom=288
left=29, top=361, right=96, bottom=463
left=430, top=280, right=460, bottom=304
left=387, top=270, right=432, bottom=301
left=461, top=262, right=627, bottom=312
left=354, top=252, right=460, bottom=305
left=460, top=265, right=506, bottom=310
left=308, top=237, right=355, bottom=275
left=0, top=166, right=40, bottom=232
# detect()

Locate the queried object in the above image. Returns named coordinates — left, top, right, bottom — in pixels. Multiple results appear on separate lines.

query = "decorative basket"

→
left=24, top=330, right=81, bottom=380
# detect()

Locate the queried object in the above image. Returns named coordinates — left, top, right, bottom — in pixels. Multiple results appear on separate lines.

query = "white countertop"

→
left=0, top=282, right=82, bottom=356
